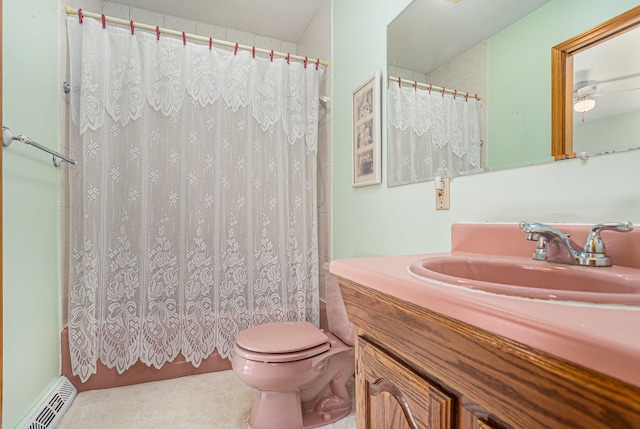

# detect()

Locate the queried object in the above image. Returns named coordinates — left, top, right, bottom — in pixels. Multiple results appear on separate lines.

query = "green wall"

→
left=332, top=0, right=640, bottom=260
left=3, top=0, right=61, bottom=426
left=332, top=0, right=445, bottom=259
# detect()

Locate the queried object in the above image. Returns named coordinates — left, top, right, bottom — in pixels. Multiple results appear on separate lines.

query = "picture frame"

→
left=352, top=72, right=381, bottom=187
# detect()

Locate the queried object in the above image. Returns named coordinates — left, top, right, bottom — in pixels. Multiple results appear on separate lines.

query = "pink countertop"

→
left=329, top=223, right=640, bottom=388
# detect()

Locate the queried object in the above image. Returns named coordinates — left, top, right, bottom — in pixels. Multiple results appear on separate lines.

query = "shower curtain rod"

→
left=64, top=6, right=329, bottom=68
left=389, top=75, right=481, bottom=101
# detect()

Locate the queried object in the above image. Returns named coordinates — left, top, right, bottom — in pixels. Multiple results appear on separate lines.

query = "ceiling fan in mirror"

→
left=573, top=78, right=640, bottom=122
left=573, top=80, right=598, bottom=114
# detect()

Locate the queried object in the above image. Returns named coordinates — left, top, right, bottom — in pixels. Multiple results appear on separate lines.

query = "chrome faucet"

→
left=519, top=221, right=633, bottom=267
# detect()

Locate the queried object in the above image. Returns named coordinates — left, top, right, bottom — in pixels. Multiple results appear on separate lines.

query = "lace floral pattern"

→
left=79, top=50, right=103, bottom=133
left=187, top=50, right=221, bottom=107
left=106, top=35, right=144, bottom=126
left=148, top=44, right=184, bottom=116
left=387, top=84, right=483, bottom=187
left=69, top=239, right=99, bottom=382
left=184, top=217, right=215, bottom=366
left=67, top=17, right=322, bottom=382
left=223, top=57, right=250, bottom=112
left=103, top=212, right=140, bottom=373
left=252, top=62, right=281, bottom=132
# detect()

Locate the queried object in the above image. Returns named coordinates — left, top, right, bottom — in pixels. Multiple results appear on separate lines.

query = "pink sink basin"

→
left=408, top=254, right=640, bottom=306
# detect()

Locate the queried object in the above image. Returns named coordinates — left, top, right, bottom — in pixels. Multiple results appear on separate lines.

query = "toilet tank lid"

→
left=236, top=321, right=328, bottom=353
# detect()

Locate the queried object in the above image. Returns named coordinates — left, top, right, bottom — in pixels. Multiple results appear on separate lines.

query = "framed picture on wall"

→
left=352, top=72, right=381, bottom=187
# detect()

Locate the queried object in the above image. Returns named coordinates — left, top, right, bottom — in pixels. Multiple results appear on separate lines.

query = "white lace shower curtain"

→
left=67, top=17, right=322, bottom=382
left=387, top=83, right=483, bottom=186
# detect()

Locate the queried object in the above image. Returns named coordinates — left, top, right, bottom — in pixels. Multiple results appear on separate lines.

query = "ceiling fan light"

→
left=574, top=98, right=596, bottom=113
left=573, top=80, right=598, bottom=98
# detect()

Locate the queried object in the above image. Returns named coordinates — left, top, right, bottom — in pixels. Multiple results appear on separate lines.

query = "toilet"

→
left=231, top=267, right=355, bottom=429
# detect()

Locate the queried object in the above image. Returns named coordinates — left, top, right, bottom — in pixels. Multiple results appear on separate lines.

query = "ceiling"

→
left=114, top=0, right=325, bottom=43
left=387, top=0, right=552, bottom=74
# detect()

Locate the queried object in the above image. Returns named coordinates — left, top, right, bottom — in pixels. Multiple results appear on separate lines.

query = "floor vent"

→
left=19, top=376, right=77, bottom=429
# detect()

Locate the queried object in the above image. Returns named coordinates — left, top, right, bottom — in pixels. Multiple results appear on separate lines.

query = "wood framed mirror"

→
left=552, top=5, right=640, bottom=160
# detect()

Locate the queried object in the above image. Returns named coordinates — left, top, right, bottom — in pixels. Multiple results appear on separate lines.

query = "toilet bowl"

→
left=231, top=266, right=355, bottom=429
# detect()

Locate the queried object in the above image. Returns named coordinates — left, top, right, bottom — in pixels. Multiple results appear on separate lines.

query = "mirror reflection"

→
left=572, top=27, right=640, bottom=155
left=386, top=0, right=550, bottom=187
left=387, top=80, right=483, bottom=186
left=386, top=0, right=640, bottom=187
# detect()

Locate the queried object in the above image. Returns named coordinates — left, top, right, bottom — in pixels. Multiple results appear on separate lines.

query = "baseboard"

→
left=17, top=376, right=77, bottom=429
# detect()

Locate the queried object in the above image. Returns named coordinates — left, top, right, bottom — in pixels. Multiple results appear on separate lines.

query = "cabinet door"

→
left=357, top=337, right=454, bottom=429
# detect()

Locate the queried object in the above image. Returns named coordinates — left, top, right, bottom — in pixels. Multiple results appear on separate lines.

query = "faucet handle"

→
left=584, top=222, right=633, bottom=252
left=592, top=221, right=633, bottom=233
left=581, top=222, right=633, bottom=266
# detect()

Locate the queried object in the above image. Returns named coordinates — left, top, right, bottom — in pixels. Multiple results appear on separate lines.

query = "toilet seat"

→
left=235, top=321, right=330, bottom=363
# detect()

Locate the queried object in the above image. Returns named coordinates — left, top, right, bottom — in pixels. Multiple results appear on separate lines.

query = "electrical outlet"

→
left=436, top=177, right=450, bottom=210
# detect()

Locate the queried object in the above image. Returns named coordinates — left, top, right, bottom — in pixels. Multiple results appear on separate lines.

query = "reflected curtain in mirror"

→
left=387, top=84, right=483, bottom=187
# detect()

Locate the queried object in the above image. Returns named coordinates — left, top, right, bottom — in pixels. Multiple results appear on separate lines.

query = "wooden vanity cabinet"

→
left=339, top=277, right=640, bottom=429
